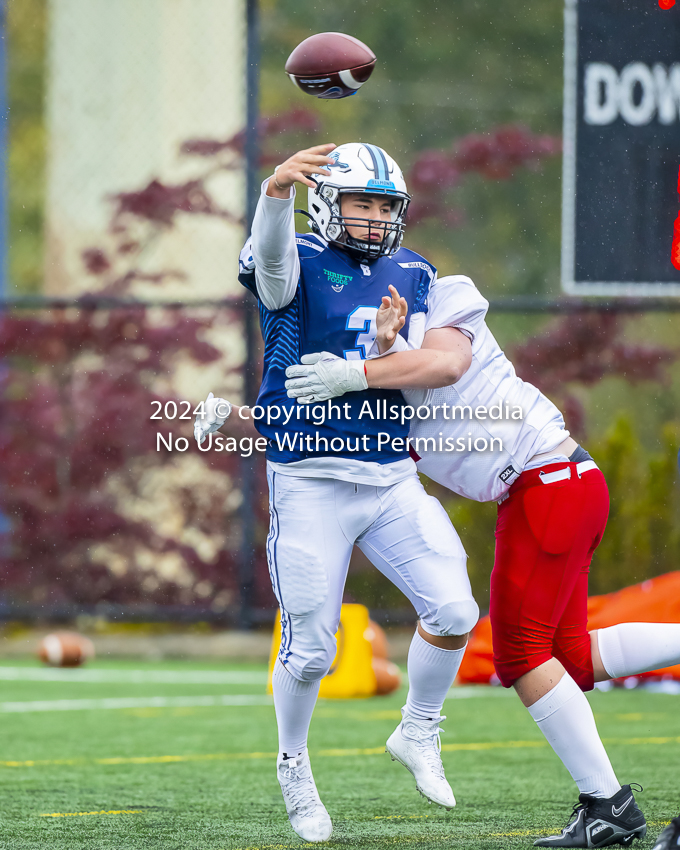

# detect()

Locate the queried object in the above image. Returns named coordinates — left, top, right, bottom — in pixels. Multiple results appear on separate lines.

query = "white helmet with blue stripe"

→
left=306, top=142, right=411, bottom=261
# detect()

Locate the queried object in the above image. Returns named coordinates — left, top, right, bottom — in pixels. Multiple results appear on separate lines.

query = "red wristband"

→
left=364, top=362, right=368, bottom=377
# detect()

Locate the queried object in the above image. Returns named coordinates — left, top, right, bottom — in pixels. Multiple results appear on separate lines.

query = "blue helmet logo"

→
left=327, top=151, right=351, bottom=172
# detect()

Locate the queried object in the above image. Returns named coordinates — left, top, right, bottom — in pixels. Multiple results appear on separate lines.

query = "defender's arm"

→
left=365, top=327, right=471, bottom=389
left=284, top=284, right=473, bottom=403
left=365, top=284, right=472, bottom=388
left=285, top=330, right=471, bottom=404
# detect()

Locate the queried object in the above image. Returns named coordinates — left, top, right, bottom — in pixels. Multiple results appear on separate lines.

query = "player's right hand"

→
left=285, top=352, right=368, bottom=404
left=269, top=143, right=337, bottom=192
left=376, top=284, right=408, bottom=354
left=193, top=391, right=233, bottom=446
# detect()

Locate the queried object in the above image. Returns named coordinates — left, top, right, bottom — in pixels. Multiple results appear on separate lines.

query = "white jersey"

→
left=390, top=275, right=570, bottom=502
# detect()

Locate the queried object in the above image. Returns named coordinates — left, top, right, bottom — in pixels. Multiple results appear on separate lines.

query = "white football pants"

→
left=266, top=466, right=478, bottom=682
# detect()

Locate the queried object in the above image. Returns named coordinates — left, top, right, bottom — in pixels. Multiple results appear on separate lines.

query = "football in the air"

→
left=38, top=631, right=95, bottom=667
left=285, top=32, right=376, bottom=100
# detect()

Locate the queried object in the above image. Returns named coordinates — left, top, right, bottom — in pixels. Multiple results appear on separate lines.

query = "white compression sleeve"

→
left=250, top=179, right=300, bottom=311
left=527, top=673, right=620, bottom=798
left=596, top=623, right=680, bottom=679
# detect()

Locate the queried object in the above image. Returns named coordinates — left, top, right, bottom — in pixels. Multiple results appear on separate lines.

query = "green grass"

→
left=0, top=659, right=677, bottom=849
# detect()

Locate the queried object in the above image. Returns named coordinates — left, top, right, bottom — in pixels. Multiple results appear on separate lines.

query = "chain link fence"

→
left=3, top=1, right=680, bottom=629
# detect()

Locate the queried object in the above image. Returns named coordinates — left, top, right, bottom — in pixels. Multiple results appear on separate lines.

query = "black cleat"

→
left=651, top=816, right=680, bottom=850
left=534, top=784, right=647, bottom=848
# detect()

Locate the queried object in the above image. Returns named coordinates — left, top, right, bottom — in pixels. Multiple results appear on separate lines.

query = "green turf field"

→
left=0, top=658, right=677, bottom=850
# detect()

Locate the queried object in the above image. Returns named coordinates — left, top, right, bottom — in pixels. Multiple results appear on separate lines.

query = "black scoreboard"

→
left=561, top=0, right=680, bottom=295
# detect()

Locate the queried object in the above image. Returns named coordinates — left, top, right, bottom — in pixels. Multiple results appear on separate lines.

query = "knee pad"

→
left=426, top=598, right=480, bottom=638
left=295, top=640, right=336, bottom=683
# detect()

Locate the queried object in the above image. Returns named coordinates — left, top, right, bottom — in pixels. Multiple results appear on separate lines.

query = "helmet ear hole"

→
left=312, top=203, right=321, bottom=213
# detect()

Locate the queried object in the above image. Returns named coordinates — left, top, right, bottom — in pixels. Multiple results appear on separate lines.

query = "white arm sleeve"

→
left=250, top=178, right=300, bottom=311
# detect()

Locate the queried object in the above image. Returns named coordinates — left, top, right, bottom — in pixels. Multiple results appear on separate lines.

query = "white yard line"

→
left=0, top=694, right=273, bottom=713
left=0, top=667, right=268, bottom=685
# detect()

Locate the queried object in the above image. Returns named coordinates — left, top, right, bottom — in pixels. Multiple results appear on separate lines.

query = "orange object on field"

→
left=456, top=571, right=680, bottom=686
left=457, top=615, right=497, bottom=685
left=587, top=571, right=680, bottom=681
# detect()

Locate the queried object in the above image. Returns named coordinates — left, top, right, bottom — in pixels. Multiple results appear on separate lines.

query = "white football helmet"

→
left=305, top=142, right=411, bottom=261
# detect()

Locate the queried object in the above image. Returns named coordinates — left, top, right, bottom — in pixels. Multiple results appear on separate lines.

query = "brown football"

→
left=285, top=32, right=376, bottom=100
left=38, top=631, right=95, bottom=667
left=372, top=657, right=402, bottom=696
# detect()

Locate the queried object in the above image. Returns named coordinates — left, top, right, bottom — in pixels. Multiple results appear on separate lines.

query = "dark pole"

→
left=237, top=0, right=260, bottom=630
left=0, top=0, right=6, bottom=301
left=0, top=1, right=8, bottom=558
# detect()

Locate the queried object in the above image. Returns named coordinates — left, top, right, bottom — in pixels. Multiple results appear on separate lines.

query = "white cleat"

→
left=277, top=751, right=333, bottom=843
left=385, top=711, right=456, bottom=810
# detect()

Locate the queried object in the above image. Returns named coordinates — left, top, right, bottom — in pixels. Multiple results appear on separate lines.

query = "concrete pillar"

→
left=45, top=0, right=246, bottom=298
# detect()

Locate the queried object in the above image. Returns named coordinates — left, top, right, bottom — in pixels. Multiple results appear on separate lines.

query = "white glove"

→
left=193, top=391, right=232, bottom=446
left=285, top=352, right=368, bottom=404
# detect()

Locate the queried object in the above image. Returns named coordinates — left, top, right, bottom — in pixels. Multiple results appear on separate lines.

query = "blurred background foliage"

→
left=5, top=0, right=680, bottom=616
left=8, top=0, right=47, bottom=295
left=261, top=0, right=565, bottom=297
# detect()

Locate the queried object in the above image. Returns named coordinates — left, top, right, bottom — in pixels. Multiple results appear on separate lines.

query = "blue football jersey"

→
left=239, top=234, right=435, bottom=464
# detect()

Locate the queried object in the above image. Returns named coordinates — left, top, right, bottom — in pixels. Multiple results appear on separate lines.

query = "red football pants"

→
left=490, top=462, right=609, bottom=691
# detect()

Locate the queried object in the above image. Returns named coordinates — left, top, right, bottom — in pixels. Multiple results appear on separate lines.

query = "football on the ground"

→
left=285, top=32, right=376, bottom=99
left=38, top=631, right=95, bottom=667
left=372, top=658, right=402, bottom=695
left=365, top=620, right=401, bottom=695
left=364, top=620, right=389, bottom=659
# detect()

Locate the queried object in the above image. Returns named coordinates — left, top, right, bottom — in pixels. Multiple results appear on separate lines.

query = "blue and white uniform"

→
left=240, top=179, right=478, bottom=681
left=239, top=229, right=430, bottom=470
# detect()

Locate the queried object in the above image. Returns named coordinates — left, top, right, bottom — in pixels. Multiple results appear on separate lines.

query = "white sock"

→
left=527, top=672, right=620, bottom=798
left=596, top=623, right=680, bottom=679
left=404, top=629, right=466, bottom=720
left=272, top=661, right=320, bottom=759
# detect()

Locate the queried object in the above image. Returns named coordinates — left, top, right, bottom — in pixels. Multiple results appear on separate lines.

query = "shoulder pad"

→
left=427, top=274, right=489, bottom=337
left=392, top=247, right=436, bottom=281
left=392, top=249, right=436, bottom=314
left=238, top=237, right=257, bottom=295
left=396, top=260, right=436, bottom=282
left=295, top=233, right=326, bottom=257
left=442, top=274, right=476, bottom=289
left=239, top=237, right=255, bottom=273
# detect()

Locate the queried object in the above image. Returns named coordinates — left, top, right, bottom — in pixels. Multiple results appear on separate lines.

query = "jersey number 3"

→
left=344, top=306, right=378, bottom=360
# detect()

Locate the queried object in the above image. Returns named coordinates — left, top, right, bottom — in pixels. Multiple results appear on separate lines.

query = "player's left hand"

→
left=285, top=352, right=368, bottom=403
left=193, top=391, right=233, bottom=446
left=376, top=285, right=407, bottom=354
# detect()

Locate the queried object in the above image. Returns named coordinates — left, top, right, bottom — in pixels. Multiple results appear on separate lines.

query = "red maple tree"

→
left=510, top=312, right=679, bottom=436
left=0, top=301, right=254, bottom=609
